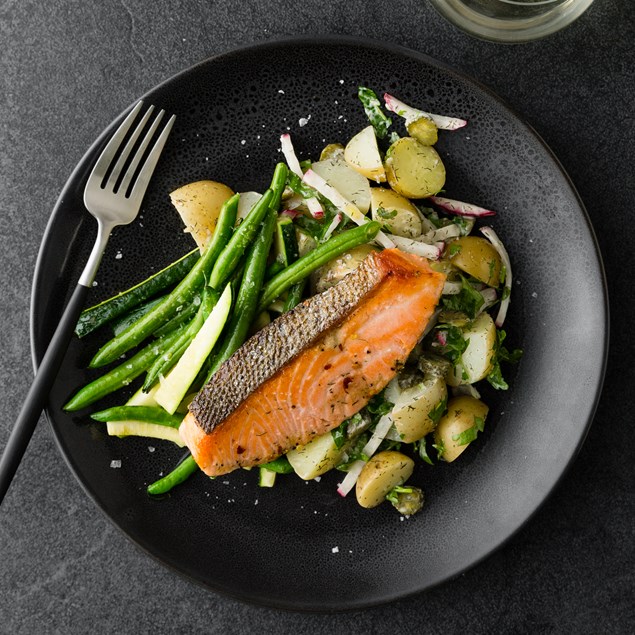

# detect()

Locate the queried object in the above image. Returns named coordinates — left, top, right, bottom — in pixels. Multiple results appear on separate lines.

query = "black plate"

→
left=31, top=37, right=608, bottom=611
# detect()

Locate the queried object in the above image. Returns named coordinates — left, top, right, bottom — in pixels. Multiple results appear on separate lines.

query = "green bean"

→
left=209, top=189, right=273, bottom=290
left=257, top=222, right=381, bottom=312
left=90, top=194, right=239, bottom=368
left=74, top=248, right=200, bottom=338
left=208, top=163, right=288, bottom=291
left=63, top=326, right=186, bottom=411
left=147, top=454, right=198, bottom=496
left=90, top=406, right=182, bottom=428
left=260, top=455, right=294, bottom=474
left=207, top=208, right=277, bottom=378
left=269, top=162, right=289, bottom=212
left=143, top=288, right=220, bottom=391
left=283, top=279, right=306, bottom=312
left=152, top=298, right=200, bottom=338
left=110, top=296, right=167, bottom=336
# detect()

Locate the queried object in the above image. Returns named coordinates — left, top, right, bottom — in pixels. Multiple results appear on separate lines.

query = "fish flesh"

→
left=180, top=248, right=446, bottom=476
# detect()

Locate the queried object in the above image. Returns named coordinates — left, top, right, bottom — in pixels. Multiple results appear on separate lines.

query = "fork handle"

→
left=0, top=283, right=90, bottom=506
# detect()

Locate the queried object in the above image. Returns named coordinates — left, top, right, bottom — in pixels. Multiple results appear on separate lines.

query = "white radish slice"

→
left=428, top=196, right=496, bottom=218
left=383, top=93, right=467, bottom=131
left=279, top=134, right=324, bottom=218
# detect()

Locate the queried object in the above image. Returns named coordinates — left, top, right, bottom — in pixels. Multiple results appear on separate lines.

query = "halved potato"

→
left=169, top=180, right=235, bottom=252
left=449, top=236, right=502, bottom=287
left=287, top=432, right=345, bottom=480
left=370, top=187, right=423, bottom=238
left=311, top=244, right=378, bottom=294
left=344, top=125, right=386, bottom=182
left=384, top=137, right=445, bottom=199
left=385, top=375, right=448, bottom=443
left=433, top=395, right=489, bottom=462
left=356, top=451, right=415, bottom=508
left=311, top=153, right=371, bottom=213
left=446, top=312, right=497, bottom=387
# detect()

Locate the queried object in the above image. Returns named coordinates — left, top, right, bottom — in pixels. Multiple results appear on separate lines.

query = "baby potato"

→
left=406, top=116, right=438, bottom=146
left=356, top=451, right=415, bottom=509
left=433, top=395, right=489, bottom=462
left=385, top=375, right=447, bottom=443
left=287, top=432, right=345, bottom=480
left=312, top=153, right=371, bottom=214
left=344, top=125, right=386, bottom=182
left=169, top=180, right=235, bottom=252
left=446, top=312, right=497, bottom=387
left=319, top=143, right=344, bottom=161
left=370, top=187, right=423, bottom=238
left=312, top=244, right=378, bottom=294
left=384, top=137, right=446, bottom=199
left=449, top=236, right=502, bottom=287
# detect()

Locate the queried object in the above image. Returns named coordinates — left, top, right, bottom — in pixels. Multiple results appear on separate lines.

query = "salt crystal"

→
left=332, top=546, right=339, bottom=553
left=298, top=115, right=311, bottom=127
left=110, top=460, right=122, bottom=468
left=148, top=446, right=155, bottom=453
left=115, top=251, right=123, bottom=260
left=278, top=89, right=285, bottom=94
left=241, top=139, right=246, bottom=145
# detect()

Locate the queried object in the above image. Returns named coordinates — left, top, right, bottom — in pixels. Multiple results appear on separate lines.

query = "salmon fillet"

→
left=180, top=248, right=446, bottom=476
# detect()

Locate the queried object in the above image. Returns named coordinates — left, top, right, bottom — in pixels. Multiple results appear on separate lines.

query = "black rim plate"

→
left=31, top=37, right=608, bottom=611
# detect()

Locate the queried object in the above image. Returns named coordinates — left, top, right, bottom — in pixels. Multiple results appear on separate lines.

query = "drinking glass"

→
left=429, top=0, right=595, bottom=42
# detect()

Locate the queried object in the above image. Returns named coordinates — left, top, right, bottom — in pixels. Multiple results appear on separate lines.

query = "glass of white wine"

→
left=429, top=0, right=595, bottom=42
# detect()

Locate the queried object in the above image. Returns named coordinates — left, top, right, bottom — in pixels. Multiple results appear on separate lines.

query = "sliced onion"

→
left=388, top=234, right=443, bottom=260
left=336, top=413, right=394, bottom=497
left=303, top=169, right=395, bottom=249
left=383, top=93, right=467, bottom=131
left=480, top=226, right=512, bottom=327
left=321, top=213, right=342, bottom=243
left=428, top=196, right=496, bottom=218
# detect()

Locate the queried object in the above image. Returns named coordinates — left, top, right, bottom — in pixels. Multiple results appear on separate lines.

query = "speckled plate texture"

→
left=31, top=37, right=607, bottom=611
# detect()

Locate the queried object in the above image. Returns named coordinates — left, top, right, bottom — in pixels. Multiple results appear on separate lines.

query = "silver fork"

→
left=0, top=102, right=175, bottom=505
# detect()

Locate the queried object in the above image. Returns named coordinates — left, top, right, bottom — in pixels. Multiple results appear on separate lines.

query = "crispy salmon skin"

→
left=180, top=249, right=446, bottom=476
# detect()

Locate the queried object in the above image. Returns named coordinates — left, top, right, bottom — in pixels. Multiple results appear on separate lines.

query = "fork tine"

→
left=88, top=101, right=144, bottom=183
left=127, top=114, right=176, bottom=205
left=104, top=105, right=155, bottom=191
left=117, top=109, right=166, bottom=196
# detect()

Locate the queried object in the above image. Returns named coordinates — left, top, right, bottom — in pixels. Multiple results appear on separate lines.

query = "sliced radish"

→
left=303, top=169, right=395, bottom=249
left=383, top=93, right=467, bottom=131
left=280, top=133, right=324, bottom=218
left=428, top=196, right=496, bottom=218
left=480, top=226, right=512, bottom=327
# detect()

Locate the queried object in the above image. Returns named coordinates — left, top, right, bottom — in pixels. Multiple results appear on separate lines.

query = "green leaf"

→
left=486, top=328, right=523, bottom=391
left=414, top=436, right=434, bottom=465
left=428, top=397, right=448, bottom=426
left=358, top=86, right=392, bottom=138
left=433, top=324, right=468, bottom=365
left=442, top=275, right=485, bottom=319
left=451, top=415, right=485, bottom=446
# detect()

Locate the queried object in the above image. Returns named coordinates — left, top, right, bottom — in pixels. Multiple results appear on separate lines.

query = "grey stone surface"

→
left=0, top=0, right=633, bottom=632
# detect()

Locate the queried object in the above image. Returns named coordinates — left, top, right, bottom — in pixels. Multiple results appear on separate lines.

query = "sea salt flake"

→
left=332, top=546, right=339, bottom=553
left=148, top=446, right=155, bottom=453
left=278, top=89, right=285, bottom=94
left=115, top=251, right=123, bottom=260
left=110, top=460, right=122, bottom=468
left=298, top=115, right=311, bottom=127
